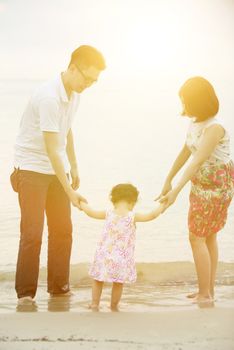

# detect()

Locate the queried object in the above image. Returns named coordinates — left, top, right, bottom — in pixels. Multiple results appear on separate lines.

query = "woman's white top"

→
left=186, top=117, right=231, bottom=165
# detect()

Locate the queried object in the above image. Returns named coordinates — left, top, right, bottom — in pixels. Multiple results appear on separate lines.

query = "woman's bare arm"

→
left=160, top=124, right=225, bottom=209
left=156, top=143, right=191, bottom=200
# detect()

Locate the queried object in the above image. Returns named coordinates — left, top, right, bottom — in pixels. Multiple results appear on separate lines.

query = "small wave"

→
left=0, top=262, right=234, bottom=286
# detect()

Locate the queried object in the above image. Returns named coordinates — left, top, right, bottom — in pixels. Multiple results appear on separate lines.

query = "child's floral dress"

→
left=89, top=210, right=137, bottom=283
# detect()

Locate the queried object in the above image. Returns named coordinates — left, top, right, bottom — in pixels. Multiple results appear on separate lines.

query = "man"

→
left=11, top=45, right=106, bottom=305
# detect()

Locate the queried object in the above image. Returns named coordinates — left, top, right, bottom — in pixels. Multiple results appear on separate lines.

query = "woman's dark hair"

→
left=69, top=45, right=106, bottom=70
left=179, top=76, right=219, bottom=122
left=110, top=184, right=139, bottom=204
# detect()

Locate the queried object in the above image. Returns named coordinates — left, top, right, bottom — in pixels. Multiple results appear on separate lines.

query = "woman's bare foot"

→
left=192, top=294, right=215, bottom=308
left=88, top=303, right=99, bottom=312
left=192, top=294, right=213, bottom=304
left=186, top=292, right=198, bottom=299
left=110, top=304, right=120, bottom=312
left=187, top=291, right=214, bottom=299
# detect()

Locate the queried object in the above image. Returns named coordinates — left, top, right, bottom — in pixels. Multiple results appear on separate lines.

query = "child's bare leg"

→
left=189, top=232, right=211, bottom=301
left=110, top=282, right=123, bottom=311
left=89, top=279, right=103, bottom=311
left=206, top=233, right=218, bottom=298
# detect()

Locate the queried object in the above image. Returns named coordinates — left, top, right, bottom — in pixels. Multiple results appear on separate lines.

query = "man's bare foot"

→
left=88, top=303, right=99, bottom=312
left=17, top=296, right=35, bottom=305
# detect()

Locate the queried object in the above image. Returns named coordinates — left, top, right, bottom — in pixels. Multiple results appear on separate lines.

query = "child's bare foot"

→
left=88, top=303, right=99, bottom=312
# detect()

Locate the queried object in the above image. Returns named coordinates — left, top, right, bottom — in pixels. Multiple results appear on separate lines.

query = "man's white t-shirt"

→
left=14, top=75, right=80, bottom=174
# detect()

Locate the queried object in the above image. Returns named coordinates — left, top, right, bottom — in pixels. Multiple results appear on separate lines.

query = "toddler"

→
left=80, top=183, right=165, bottom=311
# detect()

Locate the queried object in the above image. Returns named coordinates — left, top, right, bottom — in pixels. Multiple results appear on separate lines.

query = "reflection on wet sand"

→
left=195, top=300, right=215, bottom=309
left=47, top=295, right=72, bottom=312
left=16, top=303, right=38, bottom=312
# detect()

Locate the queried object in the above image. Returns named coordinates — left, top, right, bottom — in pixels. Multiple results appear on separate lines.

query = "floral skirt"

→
left=188, top=161, right=234, bottom=237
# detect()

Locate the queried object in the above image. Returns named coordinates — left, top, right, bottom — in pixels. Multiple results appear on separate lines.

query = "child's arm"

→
left=134, top=203, right=165, bottom=222
left=80, top=201, right=106, bottom=220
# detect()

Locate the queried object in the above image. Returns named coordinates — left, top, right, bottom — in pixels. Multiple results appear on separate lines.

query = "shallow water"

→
left=1, top=281, right=234, bottom=314
left=1, top=262, right=234, bottom=313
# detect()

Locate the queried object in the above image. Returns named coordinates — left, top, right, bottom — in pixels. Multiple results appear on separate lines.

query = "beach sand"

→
left=1, top=262, right=234, bottom=349
left=0, top=307, right=234, bottom=350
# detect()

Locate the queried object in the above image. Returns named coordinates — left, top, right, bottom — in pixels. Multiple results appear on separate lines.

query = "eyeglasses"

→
left=75, top=65, right=97, bottom=85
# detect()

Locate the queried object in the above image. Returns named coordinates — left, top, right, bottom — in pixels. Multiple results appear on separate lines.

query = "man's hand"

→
left=70, top=166, right=80, bottom=190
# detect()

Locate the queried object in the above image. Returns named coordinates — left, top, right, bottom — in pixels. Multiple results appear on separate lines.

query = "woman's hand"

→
left=155, top=180, right=172, bottom=201
left=159, top=188, right=179, bottom=212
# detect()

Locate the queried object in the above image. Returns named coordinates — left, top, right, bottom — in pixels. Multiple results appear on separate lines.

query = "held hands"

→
left=158, top=189, right=179, bottom=213
left=67, top=188, right=88, bottom=209
left=157, top=201, right=168, bottom=215
left=155, top=181, right=178, bottom=213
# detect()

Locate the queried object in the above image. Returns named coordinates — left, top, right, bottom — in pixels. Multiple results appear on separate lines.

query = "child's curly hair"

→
left=110, top=183, right=139, bottom=204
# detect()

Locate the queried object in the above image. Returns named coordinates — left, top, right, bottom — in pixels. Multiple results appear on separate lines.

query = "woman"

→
left=157, top=77, right=234, bottom=303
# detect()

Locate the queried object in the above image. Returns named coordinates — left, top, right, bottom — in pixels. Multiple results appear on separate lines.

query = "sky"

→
left=0, top=0, right=234, bottom=87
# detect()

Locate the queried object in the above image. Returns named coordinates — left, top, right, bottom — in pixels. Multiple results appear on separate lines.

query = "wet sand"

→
left=1, top=262, right=234, bottom=349
left=0, top=307, right=234, bottom=349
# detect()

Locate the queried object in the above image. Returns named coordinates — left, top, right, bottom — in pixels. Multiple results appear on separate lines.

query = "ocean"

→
left=0, top=78, right=233, bottom=312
